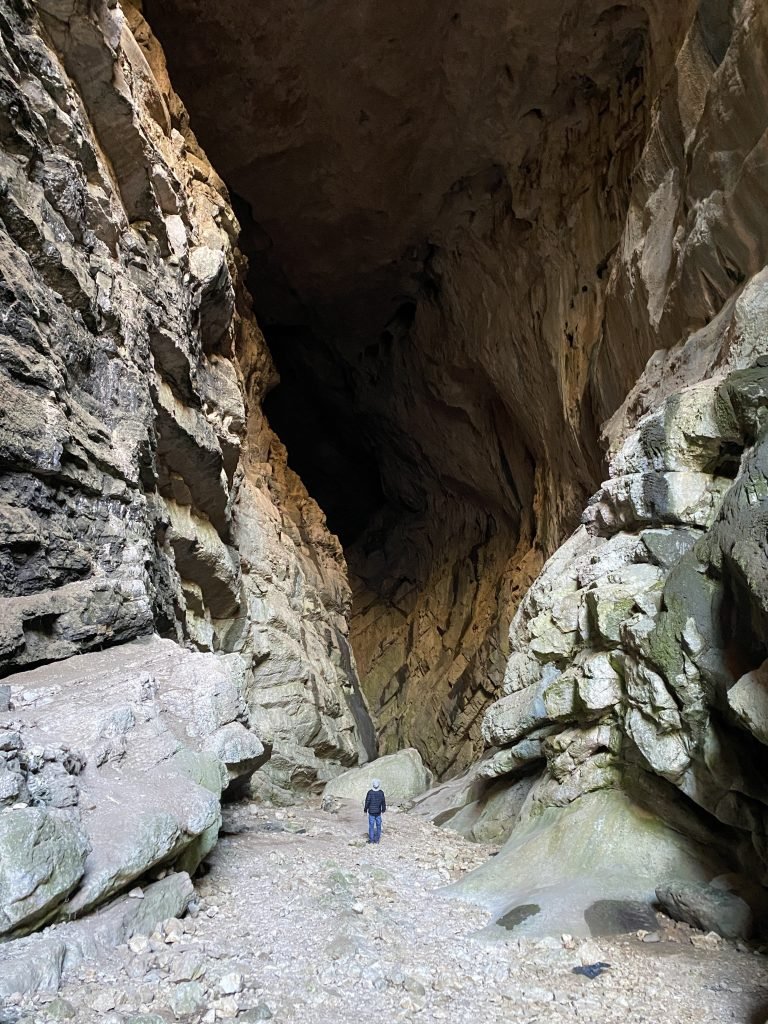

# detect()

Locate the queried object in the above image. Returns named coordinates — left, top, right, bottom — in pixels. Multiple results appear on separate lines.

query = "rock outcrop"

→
left=3, top=0, right=768, bottom=951
left=0, top=636, right=263, bottom=934
left=146, top=0, right=763, bottom=782
left=0, top=0, right=374, bottom=805
left=0, top=0, right=379, bottom=944
left=441, top=9, right=768, bottom=930
left=462, top=351, right=768, bottom=932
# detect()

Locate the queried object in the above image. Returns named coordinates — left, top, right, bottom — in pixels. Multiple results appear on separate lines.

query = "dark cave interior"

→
left=143, top=0, right=700, bottom=770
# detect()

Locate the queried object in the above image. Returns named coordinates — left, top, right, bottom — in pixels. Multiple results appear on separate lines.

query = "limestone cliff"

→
left=425, top=0, right=768, bottom=932
left=0, top=0, right=374, bottom=812
left=146, top=0, right=729, bottom=776
left=3, top=0, right=768, bottom=945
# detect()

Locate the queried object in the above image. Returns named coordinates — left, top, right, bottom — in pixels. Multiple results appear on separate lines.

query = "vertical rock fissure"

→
left=142, top=0, right=704, bottom=777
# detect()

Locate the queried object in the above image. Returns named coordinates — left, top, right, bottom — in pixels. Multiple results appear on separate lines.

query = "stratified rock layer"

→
left=146, top=0, right=762, bottom=778
left=0, top=0, right=374, bottom=806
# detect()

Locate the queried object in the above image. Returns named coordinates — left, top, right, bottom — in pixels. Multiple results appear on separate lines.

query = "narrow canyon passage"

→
left=5, top=0, right=768, bottom=1007
left=145, top=0, right=699, bottom=776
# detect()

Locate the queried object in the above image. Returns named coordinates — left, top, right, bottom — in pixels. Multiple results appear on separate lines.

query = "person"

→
left=364, top=778, right=386, bottom=844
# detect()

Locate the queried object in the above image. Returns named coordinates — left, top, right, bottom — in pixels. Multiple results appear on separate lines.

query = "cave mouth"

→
left=234, top=171, right=535, bottom=776
left=144, top=0, right=696, bottom=776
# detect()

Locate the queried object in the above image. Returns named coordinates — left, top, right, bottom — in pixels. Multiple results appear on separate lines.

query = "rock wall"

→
left=437, top=0, right=768, bottom=932
left=0, top=0, right=374, bottom=813
left=3, top=0, right=768, bottom=943
left=146, top=0, right=712, bottom=776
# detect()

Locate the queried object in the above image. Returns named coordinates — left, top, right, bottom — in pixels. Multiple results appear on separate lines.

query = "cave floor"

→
left=21, top=805, right=768, bottom=1024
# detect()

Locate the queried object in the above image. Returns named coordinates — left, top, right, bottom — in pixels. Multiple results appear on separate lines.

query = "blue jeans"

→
left=368, top=813, right=382, bottom=843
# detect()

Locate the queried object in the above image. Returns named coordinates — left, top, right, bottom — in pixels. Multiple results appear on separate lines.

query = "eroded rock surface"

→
left=0, top=0, right=374, bottom=804
left=0, top=636, right=263, bottom=933
left=444, top=316, right=768, bottom=929
left=147, top=0, right=768, bottom=782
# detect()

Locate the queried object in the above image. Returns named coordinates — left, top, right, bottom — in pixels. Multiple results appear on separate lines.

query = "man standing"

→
left=364, top=778, right=386, bottom=844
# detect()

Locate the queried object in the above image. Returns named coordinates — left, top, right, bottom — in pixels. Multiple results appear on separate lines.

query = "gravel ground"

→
left=9, top=802, right=768, bottom=1024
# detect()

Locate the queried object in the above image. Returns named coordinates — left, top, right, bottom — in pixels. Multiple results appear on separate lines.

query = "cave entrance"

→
left=244, top=234, right=526, bottom=779
left=144, top=0, right=670, bottom=777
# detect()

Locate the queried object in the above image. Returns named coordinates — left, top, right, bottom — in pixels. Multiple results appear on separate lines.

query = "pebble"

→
left=90, top=990, right=116, bottom=1013
left=213, top=994, right=240, bottom=1017
left=240, top=1004, right=274, bottom=1021
left=218, top=971, right=244, bottom=995
left=168, top=981, right=206, bottom=1017
left=171, top=952, right=206, bottom=982
left=24, top=804, right=768, bottom=1024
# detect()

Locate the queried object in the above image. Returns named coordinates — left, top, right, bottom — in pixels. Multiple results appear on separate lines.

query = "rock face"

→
left=450, top=789, right=725, bottom=938
left=0, top=0, right=374, bottom=806
left=145, top=0, right=767, bottom=782
left=450, top=353, right=768, bottom=928
left=0, top=807, right=88, bottom=935
left=4, top=0, right=768, bottom=948
left=322, top=748, right=433, bottom=807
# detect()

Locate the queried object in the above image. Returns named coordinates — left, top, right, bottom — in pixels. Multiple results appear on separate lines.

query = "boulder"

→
left=1, top=636, right=267, bottom=923
left=0, top=872, right=194, bottom=998
left=322, top=748, right=433, bottom=805
left=727, top=661, right=768, bottom=745
left=655, top=880, right=753, bottom=940
left=0, top=807, right=89, bottom=936
left=583, top=472, right=731, bottom=537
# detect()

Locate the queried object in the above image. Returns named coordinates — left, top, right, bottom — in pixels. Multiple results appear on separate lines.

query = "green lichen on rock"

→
left=0, top=807, right=89, bottom=936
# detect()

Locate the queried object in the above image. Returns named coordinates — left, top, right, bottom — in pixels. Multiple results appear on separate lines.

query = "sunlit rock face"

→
left=0, top=0, right=374, bottom=805
left=147, top=0, right=744, bottom=774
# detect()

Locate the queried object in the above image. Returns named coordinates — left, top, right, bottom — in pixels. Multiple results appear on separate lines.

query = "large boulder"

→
left=655, top=880, right=754, bottom=940
left=322, top=748, right=433, bottom=806
left=0, top=636, right=268, bottom=927
left=0, top=807, right=89, bottom=936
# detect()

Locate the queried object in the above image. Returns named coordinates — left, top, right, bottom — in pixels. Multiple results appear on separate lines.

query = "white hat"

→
left=372, top=778, right=381, bottom=790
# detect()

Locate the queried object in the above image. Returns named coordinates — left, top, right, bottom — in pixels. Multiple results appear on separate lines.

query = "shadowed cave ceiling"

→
left=144, top=0, right=716, bottom=775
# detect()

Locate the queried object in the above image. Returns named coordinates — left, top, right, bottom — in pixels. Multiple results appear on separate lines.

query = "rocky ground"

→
left=3, top=803, right=768, bottom=1024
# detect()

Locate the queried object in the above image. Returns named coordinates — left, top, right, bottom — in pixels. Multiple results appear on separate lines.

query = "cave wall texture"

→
left=0, top=0, right=375, bottom=808
left=146, top=0, right=758, bottom=778
left=2, top=0, right=768, bottom=939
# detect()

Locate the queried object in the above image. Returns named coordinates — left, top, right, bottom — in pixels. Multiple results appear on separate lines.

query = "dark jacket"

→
left=364, top=789, right=386, bottom=815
